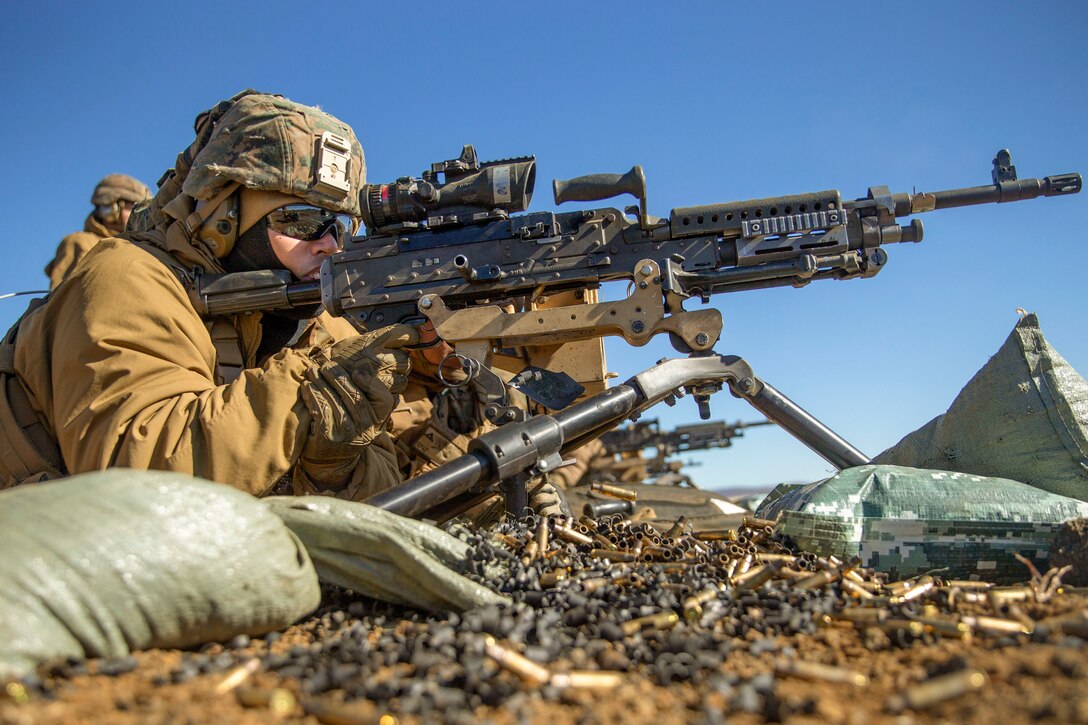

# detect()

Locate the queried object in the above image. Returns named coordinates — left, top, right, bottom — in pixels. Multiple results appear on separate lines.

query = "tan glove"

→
left=295, top=325, right=419, bottom=492
left=528, top=477, right=571, bottom=519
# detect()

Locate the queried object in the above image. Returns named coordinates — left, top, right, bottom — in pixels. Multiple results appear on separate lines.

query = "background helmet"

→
left=91, top=173, right=151, bottom=227
left=91, top=174, right=152, bottom=206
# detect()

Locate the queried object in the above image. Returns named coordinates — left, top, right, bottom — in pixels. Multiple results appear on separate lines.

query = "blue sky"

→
left=2, top=1, right=1085, bottom=490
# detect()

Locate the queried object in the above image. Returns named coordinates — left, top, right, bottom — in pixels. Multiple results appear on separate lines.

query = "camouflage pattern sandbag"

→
left=263, top=497, right=509, bottom=614
left=0, top=470, right=320, bottom=680
left=756, top=464, right=1088, bottom=583
left=876, top=314, right=1088, bottom=501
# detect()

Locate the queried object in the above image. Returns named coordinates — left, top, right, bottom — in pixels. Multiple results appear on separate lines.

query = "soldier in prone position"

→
left=0, top=91, right=414, bottom=499
left=45, top=173, right=152, bottom=288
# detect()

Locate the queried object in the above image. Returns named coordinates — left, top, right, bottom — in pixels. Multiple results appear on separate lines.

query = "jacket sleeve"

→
left=31, top=242, right=313, bottom=494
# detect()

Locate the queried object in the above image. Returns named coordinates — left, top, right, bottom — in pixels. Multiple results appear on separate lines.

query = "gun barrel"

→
left=917, top=173, right=1081, bottom=212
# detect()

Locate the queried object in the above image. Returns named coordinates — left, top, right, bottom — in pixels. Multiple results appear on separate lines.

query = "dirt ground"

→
left=3, top=591, right=1087, bottom=725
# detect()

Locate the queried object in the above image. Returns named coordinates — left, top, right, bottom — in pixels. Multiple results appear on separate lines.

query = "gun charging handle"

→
left=553, top=165, right=650, bottom=229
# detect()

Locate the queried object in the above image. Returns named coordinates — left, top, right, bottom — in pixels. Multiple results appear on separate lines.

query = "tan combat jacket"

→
left=1, top=224, right=399, bottom=495
left=43, top=214, right=114, bottom=289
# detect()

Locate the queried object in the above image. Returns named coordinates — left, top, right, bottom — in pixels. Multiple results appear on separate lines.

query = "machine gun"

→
left=591, top=418, right=773, bottom=487
left=600, top=417, right=772, bottom=457
left=190, top=146, right=1080, bottom=483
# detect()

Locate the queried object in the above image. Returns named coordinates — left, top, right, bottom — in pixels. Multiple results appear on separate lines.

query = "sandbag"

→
left=263, top=497, right=509, bottom=613
left=875, top=314, right=1088, bottom=501
left=0, top=470, right=320, bottom=680
left=756, top=464, right=1088, bottom=583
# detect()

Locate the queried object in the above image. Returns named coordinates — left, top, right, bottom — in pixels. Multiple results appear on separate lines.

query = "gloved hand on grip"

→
left=296, top=324, right=420, bottom=492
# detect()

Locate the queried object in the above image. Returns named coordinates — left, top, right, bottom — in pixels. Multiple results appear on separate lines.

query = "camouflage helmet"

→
left=182, top=93, right=365, bottom=218
left=91, top=173, right=152, bottom=206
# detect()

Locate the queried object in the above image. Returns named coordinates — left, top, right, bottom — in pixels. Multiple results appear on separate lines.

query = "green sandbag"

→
left=756, top=464, right=1088, bottom=583
left=263, top=497, right=508, bottom=614
left=0, top=470, right=320, bottom=680
left=875, top=314, right=1088, bottom=501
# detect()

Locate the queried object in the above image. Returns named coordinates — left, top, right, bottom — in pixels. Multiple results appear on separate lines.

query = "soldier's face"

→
left=267, top=228, right=340, bottom=280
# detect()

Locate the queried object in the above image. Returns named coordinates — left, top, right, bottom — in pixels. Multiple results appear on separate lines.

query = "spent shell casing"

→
left=590, top=482, right=638, bottom=501
left=858, top=595, right=903, bottom=608
left=496, top=533, right=521, bottom=549
left=664, top=515, right=688, bottom=539
left=746, top=527, right=771, bottom=545
left=961, top=615, right=1033, bottom=635
left=886, top=668, right=988, bottom=713
left=796, top=567, right=841, bottom=591
left=776, top=567, right=812, bottom=581
left=555, top=526, right=594, bottom=546
left=522, top=540, right=540, bottom=564
left=776, top=659, right=869, bottom=686
left=583, top=499, right=636, bottom=518
left=590, top=549, right=638, bottom=562
left=235, top=686, right=297, bottom=716
left=742, top=515, right=778, bottom=530
left=841, top=578, right=875, bottom=600
left=886, top=579, right=914, bottom=596
left=683, top=588, right=720, bottom=621
left=911, top=616, right=972, bottom=640
left=535, top=519, right=550, bottom=550
left=539, top=569, right=568, bottom=588
left=879, top=619, right=927, bottom=637
left=576, top=515, right=599, bottom=531
left=756, top=553, right=798, bottom=564
left=215, top=658, right=261, bottom=695
left=621, top=611, right=680, bottom=636
left=592, top=533, right=618, bottom=551
left=843, top=569, right=872, bottom=588
left=829, top=607, right=888, bottom=625
left=550, top=671, right=624, bottom=689
left=483, top=635, right=552, bottom=685
left=940, top=580, right=992, bottom=590
left=579, top=576, right=610, bottom=594
left=301, top=696, right=377, bottom=725
left=988, top=587, right=1033, bottom=609
left=734, top=562, right=782, bottom=592
left=898, top=580, right=936, bottom=603
left=695, top=529, right=738, bottom=542
left=640, top=545, right=672, bottom=561
left=4, top=682, right=29, bottom=705
left=724, top=557, right=740, bottom=580
left=734, top=553, right=755, bottom=578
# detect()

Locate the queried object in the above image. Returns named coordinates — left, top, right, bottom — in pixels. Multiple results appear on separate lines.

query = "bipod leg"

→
left=728, top=363, right=871, bottom=470
left=502, top=472, right=530, bottom=517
